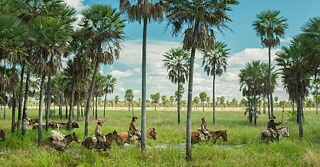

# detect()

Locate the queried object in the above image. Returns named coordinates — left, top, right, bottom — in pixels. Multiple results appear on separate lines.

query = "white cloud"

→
left=110, top=70, right=134, bottom=78
left=104, top=40, right=289, bottom=102
left=63, top=0, right=86, bottom=12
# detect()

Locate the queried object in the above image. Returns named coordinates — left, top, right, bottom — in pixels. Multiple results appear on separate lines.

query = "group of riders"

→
left=199, top=115, right=282, bottom=141
left=45, top=114, right=283, bottom=149
left=94, top=116, right=141, bottom=149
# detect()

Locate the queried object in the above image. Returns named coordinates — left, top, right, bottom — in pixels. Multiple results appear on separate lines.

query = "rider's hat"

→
left=270, top=116, right=276, bottom=120
left=132, top=116, right=138, bottom=121
left=97, top=121, right=102, bottom=125
left=201, top=117, right=205, bottom=121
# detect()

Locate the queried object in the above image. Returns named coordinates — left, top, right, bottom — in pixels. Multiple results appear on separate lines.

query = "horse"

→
left=82, top=130, right=119, bottom=151
left=45, top=132, right=81, bottom=151
left=209, top=130, right=228, bottom=144
left=0, top=129, right=6, bottom=141
left=191, top=130, right=228, bottom=144
left=48, top=121, right=80, bottom=130
left=260, top=127, right=289, bottom=142
left=116, top=128, right=157, bottom=145
left=146, top=128, right=157, bottom=140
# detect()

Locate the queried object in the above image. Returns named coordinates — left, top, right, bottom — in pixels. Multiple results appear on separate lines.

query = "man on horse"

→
left=95, top=121, right=106, bottom=149
left=200, top=117, right=211, bottom=140
left=129, top=116, right=141, bottom=140
left=268, top=116, right=282, bottom=139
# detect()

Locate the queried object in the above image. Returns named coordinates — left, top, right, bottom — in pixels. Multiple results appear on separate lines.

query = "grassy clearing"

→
left=0, top=107, right=320, bottom=166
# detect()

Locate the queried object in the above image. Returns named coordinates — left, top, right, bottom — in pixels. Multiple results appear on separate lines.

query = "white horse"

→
left=260, top=127, right=289, bottom=142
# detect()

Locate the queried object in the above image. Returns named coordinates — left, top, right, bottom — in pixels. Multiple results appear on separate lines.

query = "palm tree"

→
left=239, top=61, right=274, bottom=125
left=252, top=10, right=288, bottom=118
left=199, top=92, right=207, bottom=112
left=202, top=41, right=229, bottom=124
left=81, top=5, right=125, bottom=137
left=276, top=40, right=311, bottom=138
left=120, top=0, right=168, bottom=151
left=163, top=48, right=189, bottom=124
left=103, top=75, right=116, bottom=118
left=125, top=89, right=134, bottom=113
left=166, top=0, right=239, bottom=160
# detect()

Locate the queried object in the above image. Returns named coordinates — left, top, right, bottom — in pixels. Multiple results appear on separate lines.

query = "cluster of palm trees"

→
left=0, top=1, right=122, bottom=143
left=239, top=10, right=319, bottom=138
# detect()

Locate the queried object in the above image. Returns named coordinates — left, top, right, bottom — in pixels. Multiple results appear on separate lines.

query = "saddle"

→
left=91, top=136, right=98, bottom=143
left=197, top=129, right=206, bottom=141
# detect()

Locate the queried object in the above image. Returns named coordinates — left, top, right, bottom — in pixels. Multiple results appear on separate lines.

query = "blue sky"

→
left=65, top=0, right=320, bottom=102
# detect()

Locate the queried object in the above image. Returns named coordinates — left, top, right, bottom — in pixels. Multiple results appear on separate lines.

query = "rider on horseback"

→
left=268, top=116, right=282, bottom=140
left=95, top=121, right=106, bottom=149
left=129, top=116, right=141, bottom=140
left=200, top=117, right=211, bottom=140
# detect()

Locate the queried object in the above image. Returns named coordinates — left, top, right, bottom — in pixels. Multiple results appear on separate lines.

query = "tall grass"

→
left=0, top=107, right=319, bottom=166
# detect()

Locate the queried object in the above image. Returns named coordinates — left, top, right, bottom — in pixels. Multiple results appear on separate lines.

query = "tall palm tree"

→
left=81, top=5, right=125, bottom=137
left=120, top=0, right=168, bottom=151
left=103, top=74, right=116, bottom=118
left=202, top=41, right=229, bottom=124
left=252, top=10, right=288, bottom=118
left=166, top=0, right=239, bottom=160
left=163, top=48, right=189, bottom=124
left=276, top=40, right=311, bottom=138
left=199, top=92, right=207, bottom=112
left=125, top=89, right=134, bottom=113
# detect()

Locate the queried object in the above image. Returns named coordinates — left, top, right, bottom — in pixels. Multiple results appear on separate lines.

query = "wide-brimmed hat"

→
left=270, top=116, right=276, bottom=120
left=132, top=116, right=138, bottom=121
left=201, top=117, right=205, bottom=121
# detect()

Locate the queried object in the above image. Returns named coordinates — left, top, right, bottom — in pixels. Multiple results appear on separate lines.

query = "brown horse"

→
left=82, top=130, right=119, bottom=151
left=48, top=121, right=80, bottom=130
left=191, top=130, right=228, bottom=144
left=45, top=132, right=81, bottom=151
left=0, top=129, right=6, bottom=141
left=116, top=128, right=157, bottom=145
left=209, top=130, right=228, bottom=144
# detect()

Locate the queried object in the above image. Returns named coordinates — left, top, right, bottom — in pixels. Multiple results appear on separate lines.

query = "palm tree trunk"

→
left=268, top=46, right=274, bottom=117
left=38, top=75, right=45, bottom=145
left=84, top=59, right=99, bottom=137
left=22, top=67, right=30, bottom=136
left=11, top=89, right=17, bottom=133
left=45, top=73, right=51, bottom=131
left=298, top=95, right=303, bottom=138
left=263, top=97, right=266, bottom=114
left=77, top=101, right=80, bottom=122
left=253, top=91, right=257, bottom=126
left=3, top=101, right=6, bottom=120
left=316, top=94, right=318, bottom=114
left=65, top=103, right=68, bottom=120
left=17, top=63, right=25, bottom=129
left=103, top=93, right=107, bottom=118
left=68, top=77, right=75, bottom=131
left=177, top=81, right=181, bottom=125
left=267, top=94, right=270, bottom=119
left=186, top=46, right=196, bottom=161
left=95, top=96, right=98, bottom=120
left=59, top=96, right=62, bottom=120
left=140, top=17, right=147, bottom=152
left=212, top=72, right=216, bottom=125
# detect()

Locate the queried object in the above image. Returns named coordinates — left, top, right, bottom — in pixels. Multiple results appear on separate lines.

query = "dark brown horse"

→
left=48, top=121, right=79, bottom=130
left=0, top=129, right=6, bottom=141
left=191, top=130, right=228, bottom=144
left=82, top=130, right=119, bottom=151
left=45, top=132, right=81, bottom=151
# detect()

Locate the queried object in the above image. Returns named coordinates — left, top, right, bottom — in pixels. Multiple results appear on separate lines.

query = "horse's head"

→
left=149, top=128, right=157, bottom=140
left=0, top=129, right=6, bottom=141
left=279, top=127, right=289, bottom=137
left=72, top=122, right=79, bottom=128
left=221, top=130, right=228, bottom=142
left=112, top=130, right=118, bottom=135
left=71, top=132, right=81, bottom=143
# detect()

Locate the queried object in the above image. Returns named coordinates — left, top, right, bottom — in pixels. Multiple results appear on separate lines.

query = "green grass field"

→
left=0, top=107, right=319, bottom=167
